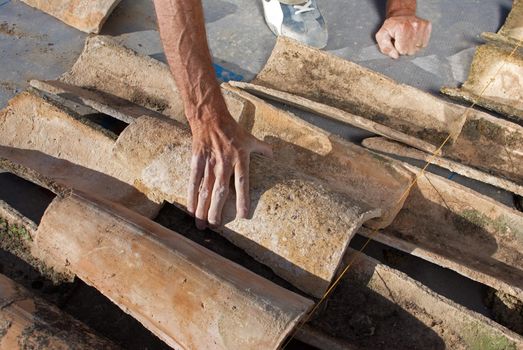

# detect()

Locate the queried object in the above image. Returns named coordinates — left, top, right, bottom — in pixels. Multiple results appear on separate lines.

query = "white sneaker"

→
left=262, top=0, right=328, bottom=49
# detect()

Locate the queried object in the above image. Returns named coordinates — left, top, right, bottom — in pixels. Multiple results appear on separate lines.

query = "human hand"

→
left=187, top=110, right=272, bottom=230
left=376, top=15, right=432, bottom=59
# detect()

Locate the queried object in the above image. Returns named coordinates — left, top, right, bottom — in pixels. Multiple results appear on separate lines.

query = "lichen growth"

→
left=457, top=210, right=522, bottom=241
left=461, top=118, right=522, bottom=147
left=459, top=209, right=489, bottom=229
left=462, top=119, right=502, bottom=142
left=0, top=217, right=71, bottom=284
left=0, top=218, right=32, bottom=245
left=492, top=217, right=510, bottom=235
left=462, top=322, right=517, bottom=350
left=492, top=215, right=523, bottom=243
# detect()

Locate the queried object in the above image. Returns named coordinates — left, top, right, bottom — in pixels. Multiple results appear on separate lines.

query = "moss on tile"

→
left=462, top=322, right=517, bottom=350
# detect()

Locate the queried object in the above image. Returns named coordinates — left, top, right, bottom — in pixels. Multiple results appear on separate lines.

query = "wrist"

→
left=185, top=98, right=235, bottom=138
left=185, top=87, right=230, bottom=125
left=386, top=0, right=416, bottom=18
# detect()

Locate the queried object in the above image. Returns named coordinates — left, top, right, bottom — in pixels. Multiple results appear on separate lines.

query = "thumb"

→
left=376, top=27, right=400, bottom=59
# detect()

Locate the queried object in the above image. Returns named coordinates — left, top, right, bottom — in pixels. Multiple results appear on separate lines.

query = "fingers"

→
left=206, top=136, right=269, bottom=224
left=187, top=154, right=205, bottom=215
left=207, top=162, right=233, bottom=227
left=195, top=159, right=215, bottom=230
left=233, top=136, right=271, bottom=219
left=411, top=19, right=431, bottom=54
left=376, top=27, right=400, bottom=59
left=392, top=19, right=419, bottom=55
left=234, top=157, right=250, bottom=219
left=392, top=27, right=411, bottom=56
left=189, top=125, right=272, bottom=229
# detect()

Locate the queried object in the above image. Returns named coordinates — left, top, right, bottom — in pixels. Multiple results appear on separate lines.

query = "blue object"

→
left=213, top=63, right=244, bottom=82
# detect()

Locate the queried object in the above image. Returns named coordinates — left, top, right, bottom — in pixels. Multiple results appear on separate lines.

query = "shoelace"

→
left=294, top=0, right=315, bottom=14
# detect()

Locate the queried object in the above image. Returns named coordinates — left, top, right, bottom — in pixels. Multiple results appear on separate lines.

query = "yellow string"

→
left=282, top=36, right=523, bottom=349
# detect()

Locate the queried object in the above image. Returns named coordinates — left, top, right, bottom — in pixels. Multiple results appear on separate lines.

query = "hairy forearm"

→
left=386, top=0, right=416, bottom=17
left=153, top=0, right=228, bottom=126
left=153, top=0, right=272, bottom=228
